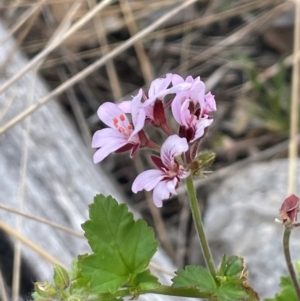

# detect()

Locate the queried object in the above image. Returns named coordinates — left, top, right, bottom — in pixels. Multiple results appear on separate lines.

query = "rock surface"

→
left=204, top=159, right=300, bottom=299
left=0, top=21, right=182, bottom=301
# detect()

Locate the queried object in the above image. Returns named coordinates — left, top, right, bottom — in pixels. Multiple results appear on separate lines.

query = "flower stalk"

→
left=185, top=174, right=216, bottom=279
left=283, top=227, right=300, bottom=299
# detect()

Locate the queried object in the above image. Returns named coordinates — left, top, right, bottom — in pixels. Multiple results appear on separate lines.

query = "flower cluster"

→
left=92, top=74, right=216, bottom=207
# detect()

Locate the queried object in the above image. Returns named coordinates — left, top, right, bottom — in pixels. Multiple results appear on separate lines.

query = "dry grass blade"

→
left=287, top=0, right=300, bottom=194
left=40, top=43, right=121, bottom=69
left=58, top=68, right=92, bottom=146
left=176, top=1, right=293, bottom=72
left=42, top=1, right=92, bottom=145
left=0, top=203, right=84, bottom=238
left=149, top=262, right=175, bottom=277
left=45, top=0, right=83, bottom=48
left=178, top=5, right=194, bottom=75
left=0, top=0, right=76, bottom=9
left=242, top=58, right=290, bottom=92
left=12, top=67, right=38, bottom=301
left=205, top=62, right=238, bottom=91
left=0, top=0, right=46, bottom=45
left=87, top=0, right=122, bottom=100
left=0, top=0, right=115, bottom=95
left=41, top=4, right=100, bottom=111
left=0, top=220, right=66, bottom=268
left=0, top=94, right=14, bottom=121
left=0, top=4, right=41, bottom=74
left=0, top=0, right=197, bottom=135
left=119, top=0, right=153, bottom=84
left=39, top=0, right=284, bottom=70
left=147, top=0, right=284, bottom=40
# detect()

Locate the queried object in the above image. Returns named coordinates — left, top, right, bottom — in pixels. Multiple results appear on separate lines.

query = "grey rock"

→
left=203, top=159, right=300, bottom=299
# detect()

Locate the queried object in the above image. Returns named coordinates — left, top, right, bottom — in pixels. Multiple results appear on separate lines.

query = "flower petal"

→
left=130, top=89, right=146, bottom=137
left=166, top=177, right=178, bottom=195
left=148, top=73, right=172, bottom=98
left=160, top=135, right=188, bottom=169
left=132, top=169, right=165, bottom=193
left=167, top=82, right=193, bottom=95
left=171, top=74, right=184, bottom=86
left=185, top=75, right=194, bottom=84
left=98, top=102, right=131, bottom=130
left=190, top=77, right=205, bottom=104
left=171, top=92, right=190, bottom=125
left=143, top=82, right=192, bottom=108
left=93, top=139, right=128, bottom=163
left=152, top=181, right=172, bottom=207
left=191, top=118, right=213, bottom=142
left=179, top=98, right=192, bottom=129
left=92, top=128, right=127, bottom=148
left=204, top=92, right=217, bottom=112
left=117, top=100, right=131, bottom=113
left=178, top=168, right=190, bottom=179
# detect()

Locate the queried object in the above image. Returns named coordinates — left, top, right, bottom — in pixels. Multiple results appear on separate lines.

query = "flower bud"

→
left=219, top=255, right=247, bottom=279
left=196, top=151, right=216, bottom=167
left=34, top=282, right=57, bottom=298
left=190, top=151, right=216, bottom=177
left=280, top=194, right=299, bottom=225
left=53, top=265, right=70, bottom=290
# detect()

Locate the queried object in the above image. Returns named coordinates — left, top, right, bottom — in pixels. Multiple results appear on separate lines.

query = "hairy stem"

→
left=185, top=175, right=216, bottom=278
left=94, top=285, right=212, bottom=300
left=283, top=227, right=300, bottom=299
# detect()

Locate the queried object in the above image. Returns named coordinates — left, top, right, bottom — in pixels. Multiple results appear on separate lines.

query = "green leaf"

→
left=80, top=195, right=158, bottom=293
left=264, top=276, right=298, bottom=301
left=218, top=255, right=246, bottom=279
left=69, top=258, right=90, bottom=295
left=216, top=282, right=248, bottom=301
left=172, top=266, right=217, bottom=292
left=132, top=269, right=160, bottom=290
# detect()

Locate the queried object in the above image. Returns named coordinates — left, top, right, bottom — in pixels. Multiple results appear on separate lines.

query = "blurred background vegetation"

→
left=0, top=0, right=297, bottom=269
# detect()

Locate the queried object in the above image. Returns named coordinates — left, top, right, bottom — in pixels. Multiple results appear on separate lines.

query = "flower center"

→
left=112, top=114, right=133, bottom=136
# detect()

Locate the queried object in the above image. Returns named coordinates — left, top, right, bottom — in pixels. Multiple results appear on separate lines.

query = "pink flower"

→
left=118, top=74, right=171, bottom=116
left=171, top=75, right=205, bottom=105
left=172, top=74, right=216, bottom=115
left=118, top=74, right=174, bottom=130
left=203, top=91, right=216, bottom=114
left=142, top=74, right=192, bottom=108
left=149, top=73, right=173, bottom=100
left=172, top=95, right=213, bottom=143
left=171, top=75, right=216, bottom=142
left=132, top=135, right=189, bottom=207
left=139, top=74, right=173, bottom=122
left=92, top=102, right=140, bottom=163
